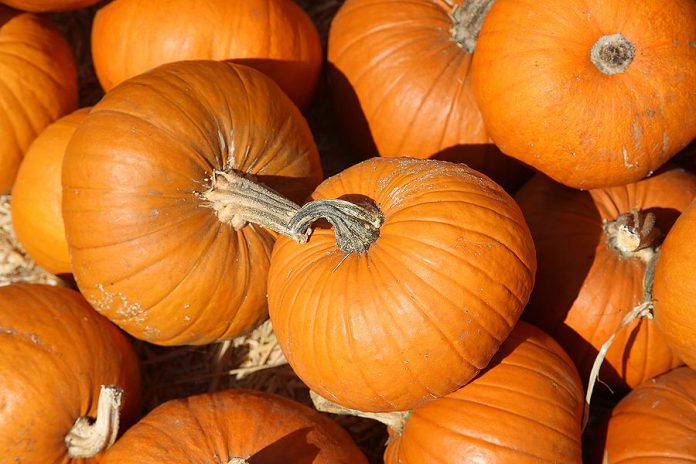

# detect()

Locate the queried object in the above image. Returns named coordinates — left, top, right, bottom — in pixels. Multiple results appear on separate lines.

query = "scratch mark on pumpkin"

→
left=661, top=132, right=669, bottom=156
left=631, top=123, right=642, bottom=151
left=622, top=147, right=638, bottom=169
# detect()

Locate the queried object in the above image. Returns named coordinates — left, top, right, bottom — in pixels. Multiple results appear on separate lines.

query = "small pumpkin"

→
left=100, top=389, right=367, bottom=463
left=266, top=157, right=536, bottom=412
left=0, top=5, right=78, bottom=194
left=383, top=322, right=584, bottom=463
left=602, top=367, right=696, bottom=463
left=11, top=108, right=89, bottom=275
left=472, top=0, right=696, bottom=189
left=654, top=200, right=696, bottom=368
left=0, top=0, right=99, bottom=12
left=91, top=0, right=322, bottom=109
left=516, top=167, right=695, bottom=391
left=0, top=284, right=141, bottom=461
left=62, top=60, right=322, bottom=346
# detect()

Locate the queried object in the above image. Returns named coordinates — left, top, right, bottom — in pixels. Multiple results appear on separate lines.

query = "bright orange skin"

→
left=602, top=367, right=696, bottom=463
left=472, top=0, right=696, bottom=189
left=101, top=390, right=367, bottom=464
left=0, top=284, right=141, bottom=463
left=0, top=6, right=77, bottom=194
left=654, top=201, right=696, bottom=368
left=328, top=0, right=530, bottom=191
left=269, top=157, right=536, bottom=412
left=516, top=167, right=695, bottom=391
left=92, top=0, right=322, bottom=109
left=62, top=61, right=322, bottom=346
left=11, top=108, right=89, bottom=275
left=0, top=0, right=99, bottom=12
left=385, top=322, right=584, bottom=463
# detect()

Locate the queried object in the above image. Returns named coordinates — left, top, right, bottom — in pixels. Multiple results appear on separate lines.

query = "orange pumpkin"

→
left=0, top=0, right=99, bottom=11
left=328, top=0, right=530, bottom=191
left=268, top=157, right=536, bottom=412
left=602, top=367, right=696, bottom=463
left=100, top=389, right=367, bottom=463
left=91, top=0, right=322, bottom=109
left=0, top=284, right=141, bottom=462
left=472, top=0, right=696, bottom=189
left=11, top=108, right=89, bottom=276
left=62, top=60, right=322, bottom=346
left=384, top=322, right=584, bottom=463
left=516, top=167, right=695, bottom=391
left=654, top=200, right=696, bottom=368
left=0, top=5, right=78, bottom=194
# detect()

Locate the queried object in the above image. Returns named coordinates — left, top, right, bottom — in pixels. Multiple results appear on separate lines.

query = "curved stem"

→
left=591, top=33, right=635, bottom=75
left=450, top=0, right=496, bottom=52
left=604, top=210, right=660, bottom=261
left=66, top=385, right=123, bottom=458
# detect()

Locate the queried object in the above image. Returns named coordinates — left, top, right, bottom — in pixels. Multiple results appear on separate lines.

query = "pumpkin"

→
left=100, top=389, right=367, bottom=463
left=62, top=60, right=322, bottom=346
left=327, top=0, right=531, bottom=191
left=654, top=200, right=696, bottom=368
left=602, top=367, right=696, bottom=463
left=0, top=0, right=99, bottom=12
left=383, top=322, right=584, bottom=463
left=0, top=284, right=141, bottom=461
left=11, top=108, right=89, bottom=276
left=0, top=5, right=78, bottom=194
left=516, top=167, right=696, bottom=391
left=471, top=0, right=696, bottom=189
left=266, top=157, right=536, bottom=412
left=91, top=0, right=322, bottom=109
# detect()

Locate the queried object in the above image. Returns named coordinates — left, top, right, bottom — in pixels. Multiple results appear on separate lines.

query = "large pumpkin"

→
left=11, top=108, right=89, bottom=275
left=0, top=0, right=99, bottom=11
left=516, top=167, right=695, bottom=391
left=384, top=322, right=584, bottom=463
left=602, top=367, right=696, bottom=463
left=268, top=157, right=536, bottom=412
left=62, top=60, right=322, bottom=346
left=91, top=0, right=322, bottom=109
left=100, top=389, right=367, bottom=463
left=0, top=5, right=78, bottom=194
left=654, top=200, right=696, bottom=368
left=472, top=0, right=696, bottom=189
left=0, top=284, right=141, bottom=462
left=328, top=0, right=530, bottom=191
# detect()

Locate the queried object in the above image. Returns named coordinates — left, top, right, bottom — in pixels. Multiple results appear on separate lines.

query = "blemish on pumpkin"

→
left=631, top=123, right=642, bottom=150
left=690, top=41, right=696, bottom=48
left=95, top=284, right=146, bottom=322
left=150, top=209, right=160, bottom=217
left=661, top=132, right=669, bottom=155
left=622, top=147, right=638, bottom=168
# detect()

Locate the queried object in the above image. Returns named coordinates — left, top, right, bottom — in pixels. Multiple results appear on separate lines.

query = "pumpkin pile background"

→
left=0, top=0, right=694, bottom=463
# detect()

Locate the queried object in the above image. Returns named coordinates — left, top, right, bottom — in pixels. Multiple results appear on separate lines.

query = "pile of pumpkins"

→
left=0, top=0, right=694, bottom=462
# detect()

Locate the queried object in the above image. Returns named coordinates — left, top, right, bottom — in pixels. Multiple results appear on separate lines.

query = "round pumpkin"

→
left=0, top=5, right=78, bottom=194
left=0, top=284, right=141, bottom=462
left=0, top=0, right=99, bottom=12
left=384, top=322, right=584, bottom=463
left=602, top=367, right=696, bottom=463
left=62, top=60, right=322, bottom=346
left=91, top=0, right=322, bottom=109
left=100, top=389, right=366, bottom=463
left=471, top=0, right=696, bottom=189
left=516, top=167, right=695, bottom=391
left=328, top=0, right=530, bottom=191
left=11, top=108, right=89, bottom=276
left=654, top=200, right=696, bottom=368
left=268, top=157, right=536, bottom=412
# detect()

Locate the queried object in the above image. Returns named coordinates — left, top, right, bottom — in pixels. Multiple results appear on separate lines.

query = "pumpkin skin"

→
left=654, top=201, right=696, bottom=369
left=471, top=0, right=696, bottom=189
left=100, top=389, right=367, bottom=464
left=0, top=0, right=99, bottom=12
left=328, top=0, right=530, bottom=191
left=269, top=157, right=536, bottom=412
left=91, top=0, right=322, bottom=109
left=602, top=367, right=696, bottom=463
left=516, top=167, right=695, bottom=391
left=0, top=284, right=141, bottom=463
left=0, top=5, right=78, bottom=194
left=11, top=108, right=89, bottom=275
left=384, top=322, right=584, bottom=464
left=62, top=60, right=322, bottom=346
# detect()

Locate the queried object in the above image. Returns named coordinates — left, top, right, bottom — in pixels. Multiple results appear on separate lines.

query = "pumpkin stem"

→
left=65, top=385, right=124, bottom=458
left=604, top=210, right=660, bottom=261
left=450, top=0, right=495, bottom=52
left=591, top=33, right=635, bottom=75
left=227, top=459, right=250, bottom=464
left=310, top=391, right=410, bottom=436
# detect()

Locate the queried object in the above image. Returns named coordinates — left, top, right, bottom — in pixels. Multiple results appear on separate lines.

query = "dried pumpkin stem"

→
left=65, top=385, right=123, bottom=458
left=227, top=459, right=250, bottom=464
left=591, top=33, right=635, bottom=75
left=604, top=210, right=660, bottom=261
left=451, top=0, right=496, bottom=52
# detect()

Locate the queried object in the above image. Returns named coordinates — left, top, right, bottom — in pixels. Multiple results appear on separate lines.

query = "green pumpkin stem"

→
left=65, top=385, right=124, bottom=458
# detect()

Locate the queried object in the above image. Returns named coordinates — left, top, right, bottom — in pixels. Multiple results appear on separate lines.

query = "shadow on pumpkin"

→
left=248, top=427, right=320, bottom=464
left=0, top=5, right=19, bottom=26
left=254, top=174, right=324, bottom=205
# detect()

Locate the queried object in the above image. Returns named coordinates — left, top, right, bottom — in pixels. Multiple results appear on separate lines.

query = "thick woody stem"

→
left=604, top=211, right=660, bottom=260
left=451, top=0, right=496, bottom=52
left=66, top=385, right=123, bottom=458
left=591, top=33, right=635, bottom=75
